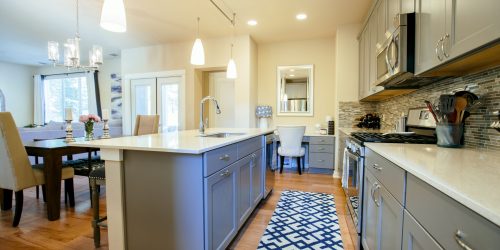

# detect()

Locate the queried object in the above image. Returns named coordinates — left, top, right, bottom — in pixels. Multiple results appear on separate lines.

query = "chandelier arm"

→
left=209, top=0, right=235, bottom=25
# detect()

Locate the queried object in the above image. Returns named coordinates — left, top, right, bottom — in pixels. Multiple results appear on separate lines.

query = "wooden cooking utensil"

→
left=455, top=96, right=467, bottom=124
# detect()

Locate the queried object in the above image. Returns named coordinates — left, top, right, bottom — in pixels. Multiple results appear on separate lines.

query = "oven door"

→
left=343, top=148, right=364, bottom=234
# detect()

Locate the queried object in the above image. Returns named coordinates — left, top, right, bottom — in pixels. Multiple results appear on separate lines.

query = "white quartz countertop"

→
left=365, top=143, right=500, bottom=227
left=70, top=128, right=274, bottom=154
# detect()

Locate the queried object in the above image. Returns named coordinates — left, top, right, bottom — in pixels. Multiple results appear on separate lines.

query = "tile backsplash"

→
left=339, top=66, right=500, bottom=151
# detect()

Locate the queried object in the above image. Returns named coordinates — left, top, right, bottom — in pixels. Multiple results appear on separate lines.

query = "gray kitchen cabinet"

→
left=402, top=210, right=443, bottom=250
left=251, top=149, right=263, bottom=206
left=205, top=162, right=239, bottom=250
left=237, top=154, right=252, bottom=227
left=414, top=0, right=447, bottom=74
left=386, top=0, right=401, bottom=34
left=362, top=170, right=404, bottom=250
left=444, top=0, right=500, bottom=61
left=359, top=26, right=368, bottom=100
left=308, top=136, right=335, bottom=172
left=376, top=0, right=387, bottom=46
left=369, top=9, right=378, bottom=89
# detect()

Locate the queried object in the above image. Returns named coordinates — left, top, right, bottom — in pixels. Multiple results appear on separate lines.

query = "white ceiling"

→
left=0, top=0, right=371, bottom=66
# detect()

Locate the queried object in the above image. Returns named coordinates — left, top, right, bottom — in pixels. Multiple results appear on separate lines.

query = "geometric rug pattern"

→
left=348, top=195, right=359, bottom=217
left=258, top=190, right=344, bottom=250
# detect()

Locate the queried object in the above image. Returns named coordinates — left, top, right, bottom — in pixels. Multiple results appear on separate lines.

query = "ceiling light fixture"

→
left=296, top=13, right=308, bottom=20
left=100, top=0, right=127, bottom=32
left=209, top=0, right=238, bottom=79
left=247, top=20, right=258, bottom=26
left=190, top=17, right=205, bottom=65
left=48, top=0, right=103, bottom=69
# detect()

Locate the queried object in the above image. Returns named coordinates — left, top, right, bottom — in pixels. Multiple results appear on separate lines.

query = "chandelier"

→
left=47, top=0, right=103, bottom=69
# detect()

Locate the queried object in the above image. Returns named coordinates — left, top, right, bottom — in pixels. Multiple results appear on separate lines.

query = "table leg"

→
left=43, top=153, right=63, bottom=221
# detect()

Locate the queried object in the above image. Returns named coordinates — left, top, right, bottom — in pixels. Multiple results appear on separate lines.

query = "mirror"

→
left=276, top=65, right=313, bottom=116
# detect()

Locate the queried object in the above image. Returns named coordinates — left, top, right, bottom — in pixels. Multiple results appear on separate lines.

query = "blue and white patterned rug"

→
left=258, top=190, right=344, bottom=250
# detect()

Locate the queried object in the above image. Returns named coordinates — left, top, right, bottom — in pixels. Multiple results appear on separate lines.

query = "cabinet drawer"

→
left=203, top=144, right=238, bottom=177
left=238, top=137, right=262, bottom=158
left=309, top=153, right=334, bottom=169
left=365, top=148, right=405, bottom=205
left=406, top=174, right=500, bottom=250
left=309, top=144, right=334, bottom=153
left=309, top=136, right=334, bottom=145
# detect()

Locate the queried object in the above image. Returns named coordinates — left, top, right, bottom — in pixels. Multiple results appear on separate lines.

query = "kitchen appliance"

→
left=374, top=13, right=442, bottom=89
left=263, top=133, right=275, bottom=199
left=343, top=107, right=437, bottom=249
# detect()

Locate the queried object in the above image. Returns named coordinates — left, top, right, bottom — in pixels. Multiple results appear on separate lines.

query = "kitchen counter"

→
left=70, top=128, right=274, bottom=154
left=366, top=143, right=500, bottom=227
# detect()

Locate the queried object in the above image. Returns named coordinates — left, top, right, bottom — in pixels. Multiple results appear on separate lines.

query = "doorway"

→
left=208, top=71, right=235, bottom=128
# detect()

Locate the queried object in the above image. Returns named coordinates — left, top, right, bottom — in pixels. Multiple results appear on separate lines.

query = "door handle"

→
left=385, top=40, right=393, bottom=75
left=373, top=184, right=381, bottom=207
left=219, top=154, right=230, bottom=161
left=372, top=163, right=383, bottom=171
left=442, top=33, right=450, bottom=58
left=435, top=37, right=444, bottom=61
left=220, top=170, right=231, bottom=177
left=454, top=230, right=474, bottom=250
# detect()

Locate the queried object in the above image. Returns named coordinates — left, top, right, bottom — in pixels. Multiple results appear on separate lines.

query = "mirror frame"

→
left=276, top=64, right=314, bottom=117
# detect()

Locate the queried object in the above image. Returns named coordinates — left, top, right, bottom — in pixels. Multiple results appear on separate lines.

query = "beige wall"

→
left=121, top=35, right=257, bottom=130
left=257, top=38, right=336, bottom=130
left=0, top=61, right=36, bottom=126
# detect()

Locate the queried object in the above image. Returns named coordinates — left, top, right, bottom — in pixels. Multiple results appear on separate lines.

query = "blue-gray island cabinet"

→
left=71, top=129, right=272, bottom=250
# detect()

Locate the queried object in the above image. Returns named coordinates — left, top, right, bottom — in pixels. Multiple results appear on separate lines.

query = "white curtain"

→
left=33, top=75, right=44, bottom=125
left=85, top=72, right=98, bottom=115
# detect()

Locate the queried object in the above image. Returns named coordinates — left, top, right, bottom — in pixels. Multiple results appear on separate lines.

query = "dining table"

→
left=23, top=138, right=98, bottom=221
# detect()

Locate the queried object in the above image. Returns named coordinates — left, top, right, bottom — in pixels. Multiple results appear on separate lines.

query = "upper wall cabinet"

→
left=415, top=0, right=500, bottom=74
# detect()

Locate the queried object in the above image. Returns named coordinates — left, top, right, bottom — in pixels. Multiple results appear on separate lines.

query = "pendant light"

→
left=190, top=17, right=205, bottom=65
left=100, top=0, right=127, bottom=32
left=226, top=43, right=237, bottom=79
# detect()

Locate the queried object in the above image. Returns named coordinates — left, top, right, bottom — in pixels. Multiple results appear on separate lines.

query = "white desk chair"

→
left=277, top=126, right=306, bottom=175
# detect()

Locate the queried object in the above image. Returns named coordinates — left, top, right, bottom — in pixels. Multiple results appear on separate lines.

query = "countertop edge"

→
left=365, top=143, right=500, bottom=227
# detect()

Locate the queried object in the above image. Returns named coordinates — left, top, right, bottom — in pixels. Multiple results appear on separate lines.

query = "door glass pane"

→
left=160, top=84, right=178, bottom=132
left=134, top=85, right=152, bottom=115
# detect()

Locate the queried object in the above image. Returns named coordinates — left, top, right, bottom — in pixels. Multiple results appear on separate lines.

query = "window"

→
left=0, top=89, right=5, bottom=112
left=43, top=75, right=89, bottom=123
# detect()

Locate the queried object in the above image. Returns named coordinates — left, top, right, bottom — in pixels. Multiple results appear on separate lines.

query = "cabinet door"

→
left=205, top=163, right=238, bottom=250
left=377, top=0, right=388, bottom=46
left=251, top=149, right=263, bottom=206
left=403, top=210, right=443, bottom=250
left=414, top=0, right=447, bottom=74
left=238, top=155, right=252, bottom=226
left=362, top=171, right=379, bottom=250
left=386, top=0, right=401, bottom=34
left=378, top=181, right=404, bottom=250
left=369, top=12, right=378, bottom=88
left=444, top=0, right=500, bottom=60
left=359, top=27, right=366, bottom=100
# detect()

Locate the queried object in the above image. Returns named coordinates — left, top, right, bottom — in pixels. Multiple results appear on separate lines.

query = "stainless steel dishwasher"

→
left=263, top=133, right=275, bottom=199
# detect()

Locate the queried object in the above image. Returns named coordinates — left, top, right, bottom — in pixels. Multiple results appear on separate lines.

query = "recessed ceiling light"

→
left=290, top=74, right=295, bottom=77
left=247, top=20, right=258, bottom=26
left=296, top=13, right=307, bottom=20
left=290, top=69, right=295, bottom=72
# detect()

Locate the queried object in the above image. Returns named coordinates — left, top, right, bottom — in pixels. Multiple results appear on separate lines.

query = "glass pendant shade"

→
left=48, top=41, right=60, bottom=62
left=92, top=45, right=103, bottom=65
left=226, top=58, right=237, bottom=79
left=190, top=38, right=205, bottom=65
left=100, top=0, right=127, bottom=32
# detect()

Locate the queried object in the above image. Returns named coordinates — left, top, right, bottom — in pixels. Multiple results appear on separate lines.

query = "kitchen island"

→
left=71, top=128, right=274, bottom=250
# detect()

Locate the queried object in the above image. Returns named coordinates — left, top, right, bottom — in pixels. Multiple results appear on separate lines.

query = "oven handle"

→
left=385, top=41, right=393, bottom=75
left=345, top=148, right=362, bottom=160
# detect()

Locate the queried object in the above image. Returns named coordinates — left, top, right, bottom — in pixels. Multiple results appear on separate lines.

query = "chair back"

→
left=0, top=112, right=36, bottom=191
left=134, top=115, right=160, bottom=136
left=277, top=126, right=306, bottom=153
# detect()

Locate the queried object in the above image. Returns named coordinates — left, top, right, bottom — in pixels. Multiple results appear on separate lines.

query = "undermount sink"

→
left=199, top=132, right=246, bottom=138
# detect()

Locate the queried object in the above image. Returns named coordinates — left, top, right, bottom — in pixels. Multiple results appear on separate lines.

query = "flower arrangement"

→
left=79, top=114, right=101, bottom=140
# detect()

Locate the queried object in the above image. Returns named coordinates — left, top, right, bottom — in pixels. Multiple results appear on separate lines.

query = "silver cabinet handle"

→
left=220, top=170, right=231, bottom=177
left=370, top=183, right=377, bottom=206
left=435, top=37, right=444, bottom=61
left=318, top=147, right=325, bottom=150
left=318, top=159, right=325, bottom=162
left=372, top=163, right=383, bottom=171
left=373, top=184, right=381, bottom=207
left=455, top=230, right=473, bottom=250
left=442, top=33, right=450, bottom=58
left=219, top=154, right=230, bottom=161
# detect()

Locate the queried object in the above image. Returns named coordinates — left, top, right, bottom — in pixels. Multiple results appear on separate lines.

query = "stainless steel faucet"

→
left=199, top=96, right=221, bottom=135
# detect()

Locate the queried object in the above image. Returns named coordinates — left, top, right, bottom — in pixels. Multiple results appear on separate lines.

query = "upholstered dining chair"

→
left=90, top=114, right=160, bottom=247
left=0, top=112, right=75, bottom=227
left=277, top=126, right=306, bottom=175
left=134, top=114, right=160, bottom=136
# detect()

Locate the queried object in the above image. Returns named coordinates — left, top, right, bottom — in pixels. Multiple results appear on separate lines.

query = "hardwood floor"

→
left=0, top=173, right=354, bottom=250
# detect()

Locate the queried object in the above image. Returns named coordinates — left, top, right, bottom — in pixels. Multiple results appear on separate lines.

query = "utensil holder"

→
left=436, top=123, right=464, bottom=148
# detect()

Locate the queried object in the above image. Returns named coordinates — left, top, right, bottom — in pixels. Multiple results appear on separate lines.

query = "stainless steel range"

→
left=343, top=108, right=437, bottom=249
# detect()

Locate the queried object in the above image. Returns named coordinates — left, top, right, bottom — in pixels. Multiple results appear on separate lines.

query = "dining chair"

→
left=134, top=114, right=160, bottom=136
left=0, top=112, right=75, bottom=227
left=277, top=126, right=306, bottom=175
left=90, top=114, right=160, bottom=247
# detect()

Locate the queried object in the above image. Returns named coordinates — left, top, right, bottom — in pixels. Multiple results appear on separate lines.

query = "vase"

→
left=84, top=122, right=94, bottom=141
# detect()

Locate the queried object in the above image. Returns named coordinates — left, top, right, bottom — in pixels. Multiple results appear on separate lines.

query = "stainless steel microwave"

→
left=375, top=13, right=418, bottom=88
